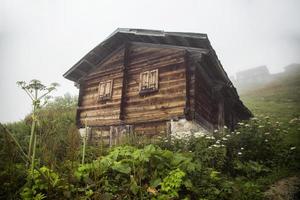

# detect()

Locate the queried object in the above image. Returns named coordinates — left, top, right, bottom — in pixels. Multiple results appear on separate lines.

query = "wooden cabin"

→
left=63, top=28, right=252, bottom=143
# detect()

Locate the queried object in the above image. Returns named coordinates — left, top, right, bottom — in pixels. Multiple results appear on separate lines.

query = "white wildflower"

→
left=194, top=132, right=206, bottom=138
left=214, top=129, right=218, bottom=133
left=206, top=136, right=215, bottom=140
left=264, top=132, right=270, bottom=135
left=245, top=124, right=250, bottom=127
left=208, top=146, right=212, bottom=149
left=216, top=140, right=220, bottom=144
left=221, top=144, right=225, bottom=147
left=265, top=139, right=268, bottom=142
left=236, top=132, right=240, bottom=135
left=226, top=134, right=231, bottom=137
left=213, top=144, right=220, bottom=148
left=238, top=152, right=242, bottom=155
left=223, top=125, right=228, bottom=129
left=258, top=125, right=264, bottom=128
left=222, top=137, right=228, bottom=141
left=290, top=147, right=296, bottom=150
left=241, top=147, right=244, bottom=150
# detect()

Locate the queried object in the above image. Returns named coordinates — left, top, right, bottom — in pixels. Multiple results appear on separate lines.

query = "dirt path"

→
left=264, top=176, right=300, bottom=200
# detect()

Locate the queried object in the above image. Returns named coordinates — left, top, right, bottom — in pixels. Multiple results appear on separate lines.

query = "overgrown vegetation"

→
left=0, top=72, right=299, bottom=199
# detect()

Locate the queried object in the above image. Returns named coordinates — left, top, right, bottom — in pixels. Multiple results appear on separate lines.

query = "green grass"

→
left=239, top=70, right=300, bottom=158
left=239, top=71, right=300, bottom=123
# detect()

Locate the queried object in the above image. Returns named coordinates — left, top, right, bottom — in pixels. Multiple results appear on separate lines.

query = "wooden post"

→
left=109, top=126, right=113, bottom=148
left=166, top=121, right=172, bottom=144
left=184, top=51, right=191, bottom=120
left=126, top=125, right=133, bottom=144
left=76, top=82, right=84, bottom=128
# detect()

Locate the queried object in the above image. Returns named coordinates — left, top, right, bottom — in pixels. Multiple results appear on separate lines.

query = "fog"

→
left=0, top=0, right=300, bottom=122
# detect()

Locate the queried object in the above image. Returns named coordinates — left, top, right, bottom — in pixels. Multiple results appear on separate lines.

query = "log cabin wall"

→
left=185, top=50, right=205, bottom=121
left=77, top=42, right=190, bottom=135
left=123, top=43, right=187, bottom=130
left=193, top=58, right=218, bottom=131
left=76, top=46, right=125, bottom=127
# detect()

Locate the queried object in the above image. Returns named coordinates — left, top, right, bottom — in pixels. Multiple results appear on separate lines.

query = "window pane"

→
left=105, top=81, right=111, bottom=96
left=141, top=72, right=149, bottom=89
left=149, top=69, right=158, bottom=89
left=99, top=83, right=105, bottom=96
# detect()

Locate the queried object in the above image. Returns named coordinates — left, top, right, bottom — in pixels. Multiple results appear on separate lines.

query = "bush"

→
left=71, top=144, right=236, bottom=199
left=20, top=166, right=70, bottom=200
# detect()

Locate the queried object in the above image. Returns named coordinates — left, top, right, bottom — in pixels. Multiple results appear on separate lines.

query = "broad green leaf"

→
left=112, top=162, right=131, bottom=174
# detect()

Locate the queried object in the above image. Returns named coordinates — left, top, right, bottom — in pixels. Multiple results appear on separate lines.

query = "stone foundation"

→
left=170, top=119, right=210, bottom=139
left=78, top=118, right=212, bottom=146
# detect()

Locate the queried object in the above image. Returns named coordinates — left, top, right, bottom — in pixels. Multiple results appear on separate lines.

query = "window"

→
left=139, top=69, right=158, bottom=95
left=97, top=80, right=113, bottom=102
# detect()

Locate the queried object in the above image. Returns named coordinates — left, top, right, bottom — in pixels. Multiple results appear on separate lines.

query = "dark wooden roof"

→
left=63, top=28, right=218, bottom=82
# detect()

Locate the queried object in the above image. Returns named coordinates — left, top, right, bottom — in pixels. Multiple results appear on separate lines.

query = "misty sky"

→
left=1, top=0, right=300, bottom=123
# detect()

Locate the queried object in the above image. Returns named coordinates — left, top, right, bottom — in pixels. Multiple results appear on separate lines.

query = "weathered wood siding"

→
left=133, top=121, right=168, bottom=136
left=193, top=59, right=218, bottom=130
left=77, top=47, right=125, bottom=127
left=123, top=43, right=187, bottom=124
left=77, top=43, right=189, bottom=131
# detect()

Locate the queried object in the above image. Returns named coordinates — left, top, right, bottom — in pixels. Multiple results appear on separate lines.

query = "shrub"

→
left=20, top=166, right=70, bottom=200
left=71, top=144, right=238, bottom=199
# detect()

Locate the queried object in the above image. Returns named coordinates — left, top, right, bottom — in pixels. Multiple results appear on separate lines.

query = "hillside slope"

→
left=239, top=71, right=300, bottom=123
left=238, top=70, right=300, bottom=148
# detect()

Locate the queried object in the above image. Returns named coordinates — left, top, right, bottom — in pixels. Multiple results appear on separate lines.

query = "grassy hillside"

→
left=238, top=70, right=300, bottom=149
left=239, top=71, right=300, bottom=122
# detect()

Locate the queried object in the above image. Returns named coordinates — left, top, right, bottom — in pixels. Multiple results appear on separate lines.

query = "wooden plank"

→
left=80, top=109, right=120, bottom=118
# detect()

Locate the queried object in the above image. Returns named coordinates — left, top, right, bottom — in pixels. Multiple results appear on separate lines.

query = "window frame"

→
left=97, top=79, right=113, bottom=102
left=139, top=69, right=159, bottom=95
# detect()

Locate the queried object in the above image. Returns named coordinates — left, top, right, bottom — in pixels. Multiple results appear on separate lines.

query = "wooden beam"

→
left=119, top=43, right=130, bottom=121
left=184, top=51, right=191, bottom=120
left=76, top=82, right=85, bottom=128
